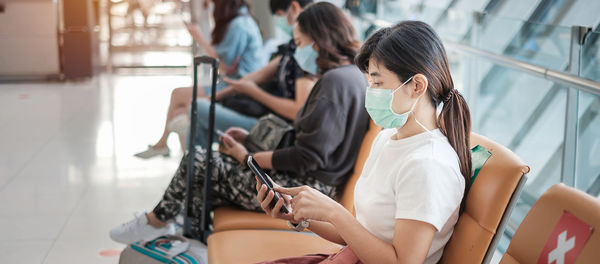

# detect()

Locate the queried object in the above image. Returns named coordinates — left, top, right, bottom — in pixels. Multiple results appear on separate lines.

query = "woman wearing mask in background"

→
left=135, top=0, right=269, bottom=158
left=111, top=2, right=369, bottom=243
left=257, top=21, right=471, bottom=264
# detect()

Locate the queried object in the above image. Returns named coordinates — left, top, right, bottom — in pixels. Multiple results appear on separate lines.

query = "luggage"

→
left=119, top=56, right=218, bottom=264
left=188, top=56, right=219, bottom=241
left=119, top=235, right=207, bottom=264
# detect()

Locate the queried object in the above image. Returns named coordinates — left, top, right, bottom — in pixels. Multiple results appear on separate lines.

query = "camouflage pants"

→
left=152, top=146, right=337, bottom=238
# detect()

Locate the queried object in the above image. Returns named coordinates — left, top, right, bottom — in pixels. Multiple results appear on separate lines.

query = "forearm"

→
left=215, top=86, right=235, bottom=101
left=190, top=30, right=218, bottom=58
left=306, top=220, right=346, bottom=245
left=329, top=209, right=399, bottom=264
left=228, top=148, right=272, bottom=170
left=246, top=87, right=301, bottom=120
left=253, top=151, right=273, bottom=170
left=242, top=56, right=280, bottom=85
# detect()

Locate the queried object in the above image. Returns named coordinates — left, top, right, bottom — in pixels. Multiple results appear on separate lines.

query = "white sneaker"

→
left=109, top=212, right=176, bottom=244
left=167, top=114, right=190, bottom=136
left=134, top=145, right=170, bottom=159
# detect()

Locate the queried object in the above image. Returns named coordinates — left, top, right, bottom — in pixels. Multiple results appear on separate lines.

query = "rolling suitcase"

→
left=186, top=56, right=219, bottom=241
left=119, top=56, right=218, bottom=264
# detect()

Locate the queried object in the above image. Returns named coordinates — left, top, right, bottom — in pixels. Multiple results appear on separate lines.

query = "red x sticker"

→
left=537, top=211, right=592, bottom=264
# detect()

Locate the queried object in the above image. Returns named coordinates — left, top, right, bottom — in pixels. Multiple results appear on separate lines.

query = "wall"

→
left=0, top=0, right=60, bottom=77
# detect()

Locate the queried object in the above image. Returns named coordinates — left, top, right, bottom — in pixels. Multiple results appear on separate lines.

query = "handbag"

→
left=256, top=246, right=361, bottom=264
left=220, top=94, right=270, bottom=118
left=245, top=114, right=295, bottom=153
left=220, top=81, right=286, bottom=118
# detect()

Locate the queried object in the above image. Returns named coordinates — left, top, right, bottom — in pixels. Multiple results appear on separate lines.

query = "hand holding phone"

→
left=248, top=156, right=290, bottom=214
left=216, top=129, right=226, bottom=138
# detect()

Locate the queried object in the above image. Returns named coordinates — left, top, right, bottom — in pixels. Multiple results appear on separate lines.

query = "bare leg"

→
left=178, top=132, right=186, bottom=151
left=152, top=87, right=200, bottom=149
left=146, top=212, right=166, bottom=228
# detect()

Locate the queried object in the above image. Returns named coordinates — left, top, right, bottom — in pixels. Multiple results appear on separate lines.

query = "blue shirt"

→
left=215, top=6, right=268, bottom=76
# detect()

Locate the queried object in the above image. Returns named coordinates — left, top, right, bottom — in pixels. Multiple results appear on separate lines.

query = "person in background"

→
left=111, top=2, right=369, bottom=243
left=270, top=0, right=314, bottom=36
left=257, top=21, right=471, bottom=264
left=135, top=0, right=268, bottom=158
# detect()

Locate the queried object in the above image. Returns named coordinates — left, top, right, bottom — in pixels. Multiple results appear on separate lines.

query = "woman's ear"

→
left=412, top=74, right=428, bottom=97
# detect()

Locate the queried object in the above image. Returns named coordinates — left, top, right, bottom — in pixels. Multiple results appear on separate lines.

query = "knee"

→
left=171, top=87, right=190, bottom=101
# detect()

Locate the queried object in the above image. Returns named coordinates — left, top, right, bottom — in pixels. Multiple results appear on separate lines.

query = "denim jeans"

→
left=190, top=98, right=258, bottom=148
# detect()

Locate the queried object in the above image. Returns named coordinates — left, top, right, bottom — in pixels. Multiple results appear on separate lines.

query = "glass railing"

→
left=576, top=31, right=600, bottom=198
left=348, top=0, right=600, bottom=256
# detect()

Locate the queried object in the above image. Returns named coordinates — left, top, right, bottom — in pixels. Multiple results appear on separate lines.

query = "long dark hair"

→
left=211, top=0, right=253, bottom=45
left=356, top=21, right=472, bottom=208
left=296, top=2, right=360, bottom=73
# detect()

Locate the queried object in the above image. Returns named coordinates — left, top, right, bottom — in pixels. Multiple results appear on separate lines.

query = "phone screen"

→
left=247, top=156, right=288, bottom=214
left=248, top=156, right=273, bottom=189
left=216, top=129, right=226, bottom=138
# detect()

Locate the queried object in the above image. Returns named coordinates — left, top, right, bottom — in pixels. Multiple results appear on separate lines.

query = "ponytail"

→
left=438, top=89, right=472, bottom=211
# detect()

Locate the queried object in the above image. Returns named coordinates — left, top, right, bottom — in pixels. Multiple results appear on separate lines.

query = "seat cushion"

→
left=501, top=184, right=600, bottom=264
left=213, top=206, right=288, bottom=232
left=207, top=230, right=342, bottom=264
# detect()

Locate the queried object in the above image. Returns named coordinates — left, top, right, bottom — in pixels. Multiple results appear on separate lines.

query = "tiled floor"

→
left=0, top=74, right=192, bottom=263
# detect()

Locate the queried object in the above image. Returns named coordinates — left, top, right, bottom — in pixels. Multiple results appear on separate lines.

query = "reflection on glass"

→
left=575, top=91, right=600, bottom=196
left=576, top=32, right=600, bottom=197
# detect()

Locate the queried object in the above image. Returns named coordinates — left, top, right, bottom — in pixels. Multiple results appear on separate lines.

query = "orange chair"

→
left=500, top=183, right=600, bottom=264
left=207, top=121, right=380, bottom=263
left=440, top=133, right=530, bottom=263
left=208, top=133, right=530, bottom=264
left=211, top=120, right=381, bottom=232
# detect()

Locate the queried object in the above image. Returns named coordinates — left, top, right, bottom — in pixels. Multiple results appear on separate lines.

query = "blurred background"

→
left=0, top=0, right=598, bottom=263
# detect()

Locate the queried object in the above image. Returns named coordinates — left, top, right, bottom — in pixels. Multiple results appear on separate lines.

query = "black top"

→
left=270, top=39, right=304, bottom=99
left=220, top=40, right=303, bottom=118
left=272, top=64, right=370, bottom=186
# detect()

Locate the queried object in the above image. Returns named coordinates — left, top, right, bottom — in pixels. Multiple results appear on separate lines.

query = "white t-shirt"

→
left=354, top=128, right=465, bottom=264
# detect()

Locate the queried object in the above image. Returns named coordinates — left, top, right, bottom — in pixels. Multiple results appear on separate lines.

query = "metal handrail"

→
left=357, top=18, right=600, bottom=96
left=444, top=41, right=600, bottom=96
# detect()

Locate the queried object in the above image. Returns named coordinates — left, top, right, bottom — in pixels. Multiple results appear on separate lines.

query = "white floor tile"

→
left=0, top=240, right=54, bottom=264
left=0, top=188, right=83, bottom=216
left=0, top=72, right=192, bottom=262
left=0, top=214, right=69, bottom=241
left=43, top=239, right=125, bottom=264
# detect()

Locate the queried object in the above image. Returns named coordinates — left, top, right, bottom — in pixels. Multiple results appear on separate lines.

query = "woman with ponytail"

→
left=256, top=21, right=471, bottom=263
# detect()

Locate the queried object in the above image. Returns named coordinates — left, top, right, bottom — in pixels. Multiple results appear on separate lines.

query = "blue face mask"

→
left=274, top=16, right=293, bottom=37
left=365, top=76, right=418, bottom=129
left=293, top=42, right=319, bottom=75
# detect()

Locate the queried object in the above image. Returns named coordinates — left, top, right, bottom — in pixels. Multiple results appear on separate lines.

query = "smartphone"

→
left=247, top=156, right=290, bottom=214
left=216, top=129, right=226, bottom=138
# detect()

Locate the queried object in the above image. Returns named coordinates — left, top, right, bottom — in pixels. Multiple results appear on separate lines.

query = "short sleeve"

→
left=393, top=159, right=464, bottom=231
left=215, top=18, right=248, bottom=66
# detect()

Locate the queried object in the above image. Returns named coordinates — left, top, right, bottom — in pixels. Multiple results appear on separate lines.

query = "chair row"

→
left=205, top=121, right=599, bottom=263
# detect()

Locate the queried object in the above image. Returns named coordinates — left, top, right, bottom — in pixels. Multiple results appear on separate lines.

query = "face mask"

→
left=274, top=16, right=293, bottom=37
left=365, top=76, right=418, bottom=129
left=293, top=42, right=319, bottom=75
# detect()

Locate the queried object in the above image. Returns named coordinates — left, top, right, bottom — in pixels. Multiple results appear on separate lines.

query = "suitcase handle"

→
left=184, top=56, right=219, bottom=242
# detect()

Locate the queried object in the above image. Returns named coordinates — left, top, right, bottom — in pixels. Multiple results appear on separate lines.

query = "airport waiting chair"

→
left=207, top=120, right=380, bottom=263
left=211, top=120, right=381, bottom=232
left=440, top=133, right=529, bottom=263
left=207, top=133, right=530, bottom=264
left=500, top=183, right=600, bottom=264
